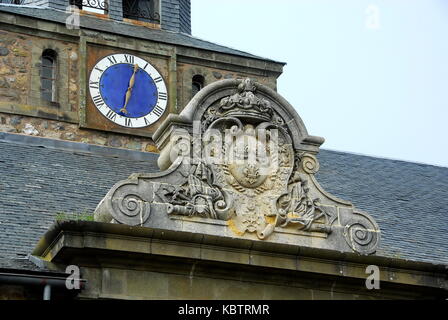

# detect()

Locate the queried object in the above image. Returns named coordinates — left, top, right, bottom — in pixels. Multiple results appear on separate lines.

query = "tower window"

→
left=192, top=75, right=205, bottom=97
left=123, top=0, right=160, bottom=24
left=41, top=49, right=57, bottom=102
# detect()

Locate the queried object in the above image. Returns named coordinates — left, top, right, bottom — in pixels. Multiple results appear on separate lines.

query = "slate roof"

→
left=0, top=132, right=447, bottom=270
left=315, top=150, right=448, bottom=264
left=0, top=254, right=57, bottom=274
left=0, top=4, right=282, bottom=64
left=0, top=133, right=158, bottom=261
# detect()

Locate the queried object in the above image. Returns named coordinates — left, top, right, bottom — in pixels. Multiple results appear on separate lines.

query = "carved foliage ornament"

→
left=94, top=78, right=380, bottom=255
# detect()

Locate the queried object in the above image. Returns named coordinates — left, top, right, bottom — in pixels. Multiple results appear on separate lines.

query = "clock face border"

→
left=88, top=53, right=168, bottom=129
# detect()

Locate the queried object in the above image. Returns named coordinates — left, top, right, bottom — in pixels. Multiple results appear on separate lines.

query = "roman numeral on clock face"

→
left=124, top=118, right=133, bottom=127
left=124, top=54, right=134, bottom=64
left=153, top=77, right=163, bottom=83
left=105, top=109, right=116, bottom=121
left=152, top=105, right=164, bottom=117
left=92, top=95, right=104, bottom=107
left=89, top=81, right=99, bottom=89
left=107, top=56, right=118, bottom=65
left=158, top=92, right=167, bottom=101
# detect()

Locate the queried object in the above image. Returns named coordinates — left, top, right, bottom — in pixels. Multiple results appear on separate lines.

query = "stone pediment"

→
left=94, top=78, right=380, bottom=255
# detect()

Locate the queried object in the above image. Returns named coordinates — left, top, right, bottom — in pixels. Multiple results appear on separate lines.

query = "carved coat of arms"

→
left=94, top=78, right=380, bottom=255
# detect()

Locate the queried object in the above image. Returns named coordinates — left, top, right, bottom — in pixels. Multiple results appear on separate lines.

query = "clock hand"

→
left=120, top=64, right=139, bottom=114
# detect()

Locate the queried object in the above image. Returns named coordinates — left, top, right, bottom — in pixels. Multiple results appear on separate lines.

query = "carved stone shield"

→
left=94, top=78, right=380, bottom=255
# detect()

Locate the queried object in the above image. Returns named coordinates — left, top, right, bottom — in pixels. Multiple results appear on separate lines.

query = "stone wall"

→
left=0, top=284, right=32, bottom=300
left=176, top=62, right=277, bottom=111
left=0, top=112, right=159, bottom=152
left=0, top=30, right=32, bottom=104
left=0, top=29, right=79, bottom=112
left=0, top=285, right=37, bottom=300
left=33, top=221, right=447, bottom=300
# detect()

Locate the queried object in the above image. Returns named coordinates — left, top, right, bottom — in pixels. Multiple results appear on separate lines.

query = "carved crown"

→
left=217, top=78, right=273, bottom=122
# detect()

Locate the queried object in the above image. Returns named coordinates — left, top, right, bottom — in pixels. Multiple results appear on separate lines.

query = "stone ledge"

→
left=32, top=220, right=448, bottom=291
left=0, top=102, right=78, bottom=123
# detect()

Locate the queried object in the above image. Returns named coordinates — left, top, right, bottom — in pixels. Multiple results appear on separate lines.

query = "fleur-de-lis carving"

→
left=243, top=164, right=260, bottom=185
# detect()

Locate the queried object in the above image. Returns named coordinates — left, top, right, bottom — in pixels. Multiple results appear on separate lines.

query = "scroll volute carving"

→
left=94, top=78, right=380, bottom=255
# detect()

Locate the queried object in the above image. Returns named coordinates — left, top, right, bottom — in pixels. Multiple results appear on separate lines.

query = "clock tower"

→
left=0, top=0, right=284, bottom=152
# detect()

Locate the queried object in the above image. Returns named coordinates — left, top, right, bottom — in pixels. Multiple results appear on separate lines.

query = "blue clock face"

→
left=89, top=54, right=168, bottom=128
left=100, top=64, right=158, bottom=118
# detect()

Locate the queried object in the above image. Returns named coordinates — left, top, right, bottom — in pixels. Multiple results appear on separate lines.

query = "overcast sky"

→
left=191, top=0, right=448, bottom=167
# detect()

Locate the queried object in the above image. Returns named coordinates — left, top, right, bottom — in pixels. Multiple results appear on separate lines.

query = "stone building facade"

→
left=0, top=0, right=282, bottom=152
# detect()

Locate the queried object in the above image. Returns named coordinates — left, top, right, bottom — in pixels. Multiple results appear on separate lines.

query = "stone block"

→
left=0, top=47, right=9, bottom=56
left=151, top=239, right=201, bottom=259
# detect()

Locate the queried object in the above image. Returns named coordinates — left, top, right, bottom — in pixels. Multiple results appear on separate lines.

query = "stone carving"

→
left=218, top=78, right=273, bottom=120
left=94, top=78, right=380, bottom=255
left=277, top=175, right=332, bottom=234
left=157, top=161, right=230, bottom=220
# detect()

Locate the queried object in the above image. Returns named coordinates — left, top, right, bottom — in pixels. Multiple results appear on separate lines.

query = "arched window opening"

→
left=192, top=75, right=205, bottom=97
left=41, top=49, right=57, bottom=102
